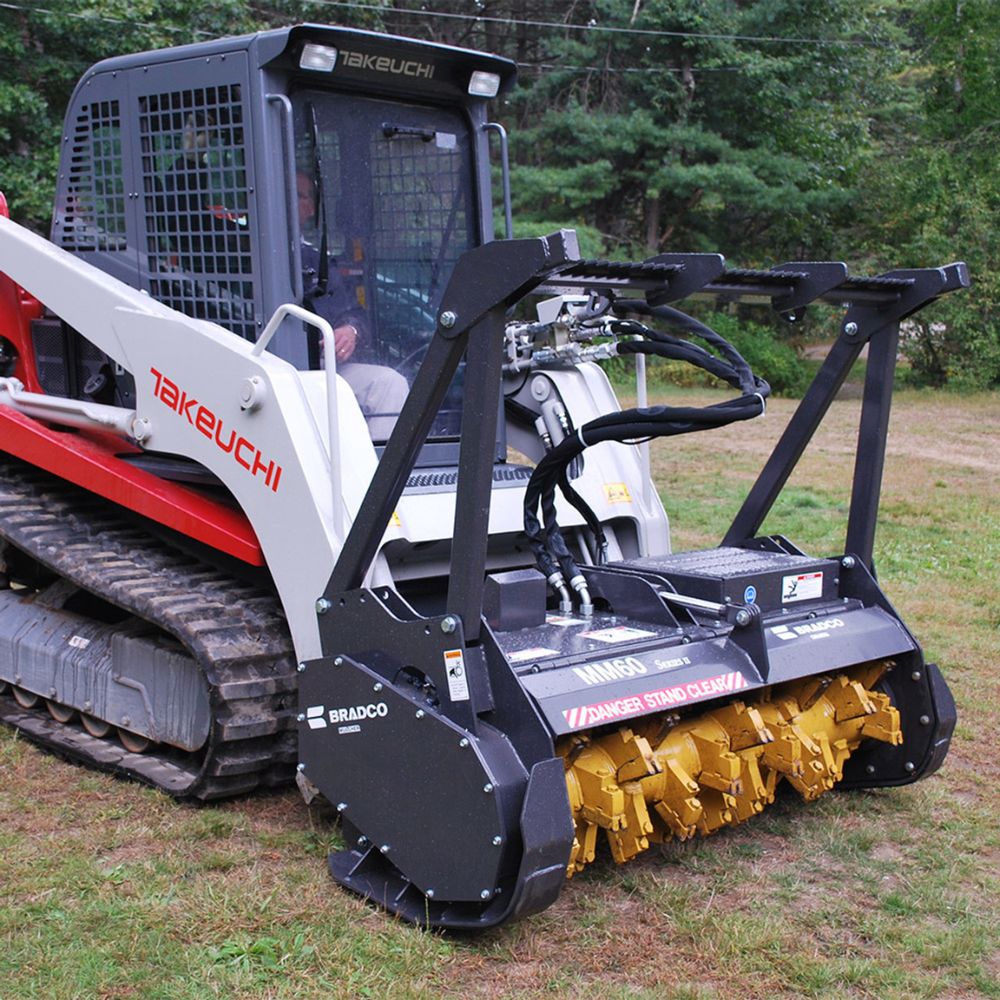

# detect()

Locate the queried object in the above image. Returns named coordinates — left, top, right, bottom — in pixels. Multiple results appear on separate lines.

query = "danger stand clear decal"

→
left=562, top=670, right=748, bottom=729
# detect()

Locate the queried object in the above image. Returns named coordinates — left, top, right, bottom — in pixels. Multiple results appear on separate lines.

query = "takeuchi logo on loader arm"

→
left=149, top=367, right=283, bottom=493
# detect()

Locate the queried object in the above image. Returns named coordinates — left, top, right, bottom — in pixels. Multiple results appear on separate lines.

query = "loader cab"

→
left=48, top=25, right=515, bottom=455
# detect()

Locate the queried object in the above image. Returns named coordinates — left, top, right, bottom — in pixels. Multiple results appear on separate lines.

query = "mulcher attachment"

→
left=561, top=661, right=901, bottom=873
left=300, top=235, right=965, bottom=928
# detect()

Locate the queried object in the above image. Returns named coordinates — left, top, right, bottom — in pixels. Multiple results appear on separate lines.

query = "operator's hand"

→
left=333, top=323, right=358, bottom=364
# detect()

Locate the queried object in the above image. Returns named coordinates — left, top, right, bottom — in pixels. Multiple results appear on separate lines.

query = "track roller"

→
left=117, top=728, right=152, bottom=754
left=81, top=714, right=111, bottom=739
left=12, top=686, right=39, bottom=709
left=45, top=700, right=76, bottom=724
left=559, top=661, right=902, bottom=874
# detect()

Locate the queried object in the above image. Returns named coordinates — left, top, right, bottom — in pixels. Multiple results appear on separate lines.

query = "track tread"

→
left=0, top=454, right=298, bottom=800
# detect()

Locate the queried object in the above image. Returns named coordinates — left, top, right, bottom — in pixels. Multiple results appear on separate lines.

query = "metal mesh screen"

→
left=30, top=321, right=69, bottom=397
left=294, top=92, right=477, bottom=442
left=138, top=84, right=257, bottom=340
left=370, top=129, right=470, bottom=312
left=57, top=100, right=127, bottom=253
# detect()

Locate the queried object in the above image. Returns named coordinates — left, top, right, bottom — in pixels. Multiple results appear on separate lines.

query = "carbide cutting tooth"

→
left=559, top=661, right=908, bottom=874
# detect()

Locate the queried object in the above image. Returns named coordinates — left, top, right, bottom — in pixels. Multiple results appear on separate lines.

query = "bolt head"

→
left=841, top=555, right=856, bottom=570
left=440, top=310, right=457, bottom=328
left=380, top=844, right=390, bottom=854
left=483, top=783, right=494, bottom=794
left=492, top=836, right=502, bottom=846
left=440, top=615, right=458, bottom=634
left=904, top=761, right=916, bottom=773
left=459, top=738, right=470, bottom=748
left=373, top=682, right=383, bottom=692
left=336, top=802, right=347, bottom=812
left=911, top=671, right=922, bottom=681
left=316, top=598, right=332, bottom=615
left=296, top=763, right=305, bottom=772
left=296, top=713, right=305, bottom=722
left=415, top=709, right=425, bottom=719
left=297, top=663, right=306, bottom=673
left=734, top=609, right=751, bottom=627
left=480, top=889, right=491, bottom=900
left=426, top=889, right=435, bottom=899
left=920, top=715, right=931, bottom=726
left=844, top=321, right=859, bottom=336
left=865, top=764, right=876, bottom=775
left=334, top=657, right=344, bottom=667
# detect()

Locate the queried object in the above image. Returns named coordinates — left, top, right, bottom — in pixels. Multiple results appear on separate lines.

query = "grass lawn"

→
left=1, top=387, right=997, bottom=1000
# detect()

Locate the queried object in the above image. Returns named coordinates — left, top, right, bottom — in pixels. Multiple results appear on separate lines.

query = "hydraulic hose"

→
left=524, top=304, right=770, bottom=600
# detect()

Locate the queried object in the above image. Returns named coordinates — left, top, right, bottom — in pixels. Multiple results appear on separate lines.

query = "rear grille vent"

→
left=404, top=465, right=533, bottom=494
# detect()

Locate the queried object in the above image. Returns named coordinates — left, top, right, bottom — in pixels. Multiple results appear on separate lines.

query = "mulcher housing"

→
left=301, top=239, right=963, bottom=926
left=0, top=24, right=964, bottom=930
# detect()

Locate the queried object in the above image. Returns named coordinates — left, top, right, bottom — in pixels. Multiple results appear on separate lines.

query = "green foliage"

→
left=506, top=0, right=894, bottom=259
left=857, top=0, right=1000, bottom=387
left=703, top=311, right=811, bottom=397
left=209, top=933, right=316, bottom=977
left=0, top=0, right=991, bottom=385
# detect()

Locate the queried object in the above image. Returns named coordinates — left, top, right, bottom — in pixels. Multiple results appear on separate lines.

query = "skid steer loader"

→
left=0, top=24, right=963, bottom=928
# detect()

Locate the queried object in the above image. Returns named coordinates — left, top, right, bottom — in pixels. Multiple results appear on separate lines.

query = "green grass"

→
left=1, top=388, right=998, bottom=999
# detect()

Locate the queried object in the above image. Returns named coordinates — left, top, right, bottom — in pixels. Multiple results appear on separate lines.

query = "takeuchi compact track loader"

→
left=0, top=25, right=964, bottom=928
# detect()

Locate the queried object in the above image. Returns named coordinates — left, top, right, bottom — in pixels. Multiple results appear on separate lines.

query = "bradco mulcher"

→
left=0, top=24, right=963, bottom=928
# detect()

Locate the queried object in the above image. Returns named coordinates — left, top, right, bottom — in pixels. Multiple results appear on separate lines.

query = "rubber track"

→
left=0, top=454, right=298, bottom=800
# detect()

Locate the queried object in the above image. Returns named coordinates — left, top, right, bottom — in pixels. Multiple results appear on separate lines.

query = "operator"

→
left=297, top=171, right=408, bottom=440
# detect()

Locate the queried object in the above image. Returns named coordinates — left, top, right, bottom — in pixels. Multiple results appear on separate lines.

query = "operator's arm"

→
left=301, top=243, right=368, bottom=363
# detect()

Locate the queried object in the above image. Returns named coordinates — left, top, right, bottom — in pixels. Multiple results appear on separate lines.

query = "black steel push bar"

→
left=326, top=232, right=968, bottom=626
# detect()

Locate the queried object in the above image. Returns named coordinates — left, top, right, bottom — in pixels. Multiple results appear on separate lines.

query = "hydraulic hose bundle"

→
left=523, top=301, right=770, bottom=610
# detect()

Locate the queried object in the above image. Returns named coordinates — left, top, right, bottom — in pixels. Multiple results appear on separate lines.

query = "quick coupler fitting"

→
left=547, top=571, right=574, bottom=614
left=569, top=575, right=594, bottom=617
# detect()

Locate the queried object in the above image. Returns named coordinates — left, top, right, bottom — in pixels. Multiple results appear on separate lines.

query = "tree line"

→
left=1, top=0, right=996, bottom=387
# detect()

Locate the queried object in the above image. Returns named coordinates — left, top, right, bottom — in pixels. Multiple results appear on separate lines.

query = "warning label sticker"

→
left=508, top=646, right=561, bottom=665
left=603, top=482, right=633, bottom=504
left=546, top=614, right=587, bottom=628
left=562, top=670, right=749, bottom=729
left=781, top=571, right=823, bottom=603
left=580, top=626, right=657, bottom=644
left=443, top=648, right=470, bottom=701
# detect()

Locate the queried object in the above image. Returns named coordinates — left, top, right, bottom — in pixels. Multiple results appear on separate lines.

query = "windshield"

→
left=292, top=89, right=478, bottom=442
